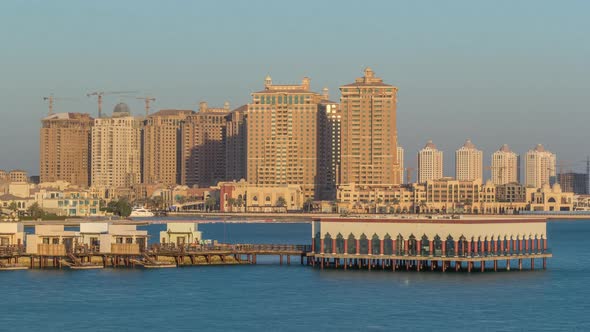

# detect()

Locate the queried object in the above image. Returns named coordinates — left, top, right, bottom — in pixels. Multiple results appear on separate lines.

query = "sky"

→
left=1, top=0, right=589, bottom=177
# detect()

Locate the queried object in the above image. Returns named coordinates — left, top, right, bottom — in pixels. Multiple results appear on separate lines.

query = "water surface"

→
left=1, top=220, right=589, bottom=331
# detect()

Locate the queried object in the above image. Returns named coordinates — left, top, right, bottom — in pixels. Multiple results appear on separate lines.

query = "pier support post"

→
left=280, top=255, right=283, bottom=265
left=481, top=261, right=484, bottom=272
left=506, top=259, right=511, bottom=271
left=518, top=259, right=522, bottom=271
left=531, top=258, right=534, bottom=270
left=494, top=260, right=497, bottom=272
left=468, top=261, right=472, bottom=273
left=344, top=258, right=347, bottom=270
left=543, top=258, right=546, bottom=269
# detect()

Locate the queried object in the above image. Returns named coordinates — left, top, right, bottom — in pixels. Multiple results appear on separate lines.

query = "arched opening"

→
left=420, top=234, right=429, bottom=256
left=408, top=234, right=417, bottom=256
left=548, top=197, right=556, bottom=203
left=359, top=234, right=369, bottom=255
left=314, top=232, right=321, bottom=254
left=335, top=233, right=344, bottom=254
left=433, top=235, right=443, bottom=257
left=347, top=233, right=356, bottom=254
left=383, top=234, right=393, bottom=255
left=323, top=233, right=332, bottom=254
left=396, top=234, right=404, bottom=255
left=445, top=235, right=455, bottom=257
left=371, top=234, right=380, bottom=255
left=458, top=235, right=466, bottom=257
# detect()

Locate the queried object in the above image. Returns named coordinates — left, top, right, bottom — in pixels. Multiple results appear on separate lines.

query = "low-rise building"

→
left=159, top=222, right=202, bottom=245
left=218, top=180, right=304, bottom=212
left=528, top=183, right=574, bottom=212
left=0, top=222, right=25, bottom=246
left=25, top=225, right=79, bottom=255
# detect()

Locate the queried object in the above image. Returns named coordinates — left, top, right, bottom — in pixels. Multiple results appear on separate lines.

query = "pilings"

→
left=308, top=253, right=552, bottom=273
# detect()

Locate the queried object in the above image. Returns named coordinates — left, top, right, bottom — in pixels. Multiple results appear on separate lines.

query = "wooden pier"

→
left=0, top=244, right=312, bottom=270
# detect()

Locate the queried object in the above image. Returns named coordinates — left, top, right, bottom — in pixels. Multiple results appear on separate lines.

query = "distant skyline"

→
left=1, top=0, right=589, bottom=175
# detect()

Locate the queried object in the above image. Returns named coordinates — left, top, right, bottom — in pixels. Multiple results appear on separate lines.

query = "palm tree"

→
left=276, top=196, right=287, bottom=207
left=227, top=198, right=237, bottom=212
left=303, top=198, right=314, bottom=212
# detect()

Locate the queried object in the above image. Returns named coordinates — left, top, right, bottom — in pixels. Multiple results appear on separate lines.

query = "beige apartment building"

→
left=8, top=170, right=29, bottom=183
left=491, top=144, right=520, bottom=185
left=225, top=105, right=248, bottom=181
left=525, top=144, right=556, bottom=188
left=40, top=113, right=93, bottom=187
left=246, top=76, right=326, bottom=199
left=91, top=103, right=142, bottom=190
left=143, top=109, right=193, bottom=185
left=455, top=139, right=482, bottom=181
left=339, top=68, right=400, bottom=188
left=181, top=102, right=229, bottom=187
left=418, top=140, right=443, bottom=183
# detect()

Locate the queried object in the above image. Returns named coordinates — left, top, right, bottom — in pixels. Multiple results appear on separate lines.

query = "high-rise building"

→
left=317, top=95, right=340, bottom=200
left=455, top=139, right=483, bottom=181
left=491, top=144, right=519, bottom=185
left=524, top=144, right=556, bottom=188
left=225, top=105, right=248, bottom=181
left=397, top=146, right=404, bottom=183
left=143, top=109, right=193, bottom=186
left=40, top=113, right=93, bottom=187
left=91, top=103, right=142, bottom=189
left=418, top=140, right=443, bottom=183
left=558, top=172, right=588, bottom=195
left=181, top=102, right=230, bottom=187
left=247, top=76, right=325, bottom=199
left=339, top=68, right=400, bottom=188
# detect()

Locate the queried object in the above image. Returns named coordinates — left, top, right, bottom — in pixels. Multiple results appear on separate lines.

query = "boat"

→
left=130, top=207, right=155, bottom=217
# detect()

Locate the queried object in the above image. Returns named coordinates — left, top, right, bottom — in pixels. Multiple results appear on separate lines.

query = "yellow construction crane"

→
left=405, top=167, right=414, bottom=184
left=42, top=94, right=78, bottom=115
left=485, top=165, right=506, bottom=184
left=86, top=91, right=138, bottom=118
left=136, top=96, right=156, bottom=116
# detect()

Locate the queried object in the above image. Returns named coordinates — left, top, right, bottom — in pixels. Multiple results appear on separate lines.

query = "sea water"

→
left=1, top=220, right=589, bottom=331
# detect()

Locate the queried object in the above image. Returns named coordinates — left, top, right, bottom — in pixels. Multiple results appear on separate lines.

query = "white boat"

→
left=130, top=208, right=155, bottom=217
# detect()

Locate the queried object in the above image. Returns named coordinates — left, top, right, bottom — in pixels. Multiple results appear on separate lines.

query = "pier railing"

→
left=149, top=243, right=311, bottom=254
left=0, top=245, right=25, bottom=256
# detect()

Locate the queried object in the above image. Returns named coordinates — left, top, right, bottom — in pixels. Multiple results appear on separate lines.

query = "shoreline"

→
left=11, top=213, right=590, bottom=226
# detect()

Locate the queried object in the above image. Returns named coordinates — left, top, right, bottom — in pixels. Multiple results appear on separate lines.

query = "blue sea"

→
left=1, top=220, right=589, bottom=331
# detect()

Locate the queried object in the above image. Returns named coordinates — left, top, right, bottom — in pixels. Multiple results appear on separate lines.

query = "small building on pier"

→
left=98, top=224, right=148, bottom=255
left=26, top=225, right=79, bottom=256
left=0, top=222, right=25, bottom=246
left=159, top=222, right=202, bottom=246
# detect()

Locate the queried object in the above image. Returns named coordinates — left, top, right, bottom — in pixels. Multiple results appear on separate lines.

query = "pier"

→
left=0, top=243, right=312, bottom=270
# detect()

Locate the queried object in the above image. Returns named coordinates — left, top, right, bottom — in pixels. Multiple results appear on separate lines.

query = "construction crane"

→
left=86, top=91, right=138, bottom=118
left=136, top=96, right=156, bottom=116
left=485, top=165, right=506, bottom=184
left=42, top=94, right=78, bottom=115
left=405, top=167, right=414, bottom=184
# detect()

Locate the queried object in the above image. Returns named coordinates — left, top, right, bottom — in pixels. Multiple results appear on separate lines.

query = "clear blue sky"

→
left=1, top=0, right=588, bottom=176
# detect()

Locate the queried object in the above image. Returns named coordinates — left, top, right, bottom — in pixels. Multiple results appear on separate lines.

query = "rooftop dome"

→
left=112, top=103, right=131, bottom=117
left=462, top=139, right=476, bottom=149
left=499, top=144, right=512, bottom=152
left=424, top=140, right=437, bottom=149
